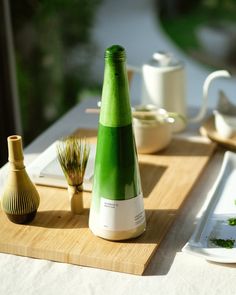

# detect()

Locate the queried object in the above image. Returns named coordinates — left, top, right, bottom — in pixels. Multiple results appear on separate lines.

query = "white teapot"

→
left=128, top=52, right=230, bottom=132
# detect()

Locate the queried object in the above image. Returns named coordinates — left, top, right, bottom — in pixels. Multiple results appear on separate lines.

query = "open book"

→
left=27, top=142, right=96, bottom=192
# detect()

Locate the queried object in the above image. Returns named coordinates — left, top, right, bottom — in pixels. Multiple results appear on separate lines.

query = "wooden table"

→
left=0, top=98, right=234, bottom=295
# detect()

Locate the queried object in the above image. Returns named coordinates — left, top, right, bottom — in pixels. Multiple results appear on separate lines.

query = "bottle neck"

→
left=100, top=58, right=132, bottom=127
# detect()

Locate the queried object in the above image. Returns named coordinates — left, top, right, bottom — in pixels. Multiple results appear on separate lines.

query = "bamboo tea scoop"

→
left=85, top=108, right=158, bottom=117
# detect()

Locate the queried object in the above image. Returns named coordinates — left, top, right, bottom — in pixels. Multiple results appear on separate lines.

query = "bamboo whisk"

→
left=57, top=136, right=90, bottom=214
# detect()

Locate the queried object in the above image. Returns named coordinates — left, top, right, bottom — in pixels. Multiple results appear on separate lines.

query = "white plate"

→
left=27, top=142, right=96, bottom=192
left=182, top=151, right=236, bottom=263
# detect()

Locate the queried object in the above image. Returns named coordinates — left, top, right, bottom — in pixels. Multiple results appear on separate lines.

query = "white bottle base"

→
left=89, top=220, right=146, bottom=241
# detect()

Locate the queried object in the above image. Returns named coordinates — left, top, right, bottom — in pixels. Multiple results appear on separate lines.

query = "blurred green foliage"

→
left=11, top=0, right=102, bottom=144
left=160, top=0, right=236, bottom=52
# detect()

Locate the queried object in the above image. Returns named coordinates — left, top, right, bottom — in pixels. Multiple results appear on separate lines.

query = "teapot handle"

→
left=189, top=70, right=231, bottom=123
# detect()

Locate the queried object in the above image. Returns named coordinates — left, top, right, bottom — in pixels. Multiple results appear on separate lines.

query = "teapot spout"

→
left=189, top=70, right=231, bottom=123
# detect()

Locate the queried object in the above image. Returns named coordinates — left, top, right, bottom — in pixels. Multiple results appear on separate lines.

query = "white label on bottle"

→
left=99, top=193, right=145, bottom=231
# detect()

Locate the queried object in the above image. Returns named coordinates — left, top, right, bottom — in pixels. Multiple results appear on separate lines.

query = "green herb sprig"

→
left=228, top=218, right=236, bottom=226
left=210, top=238, right=235, bottom=249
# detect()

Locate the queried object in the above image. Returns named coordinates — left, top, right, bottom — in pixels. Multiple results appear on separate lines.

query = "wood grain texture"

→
left=0, top=130, right=216, bottom=275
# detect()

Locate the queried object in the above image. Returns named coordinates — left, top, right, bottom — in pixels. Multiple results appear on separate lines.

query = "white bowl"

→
left=133, top=118, right=172, bottom=154
left=213, top=110, right=236, bottom=138
left=214, top=91, right=236, bottom=138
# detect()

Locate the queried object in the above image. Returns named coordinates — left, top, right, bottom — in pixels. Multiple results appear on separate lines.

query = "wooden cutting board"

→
left=0, top=130, right=215, bottom=275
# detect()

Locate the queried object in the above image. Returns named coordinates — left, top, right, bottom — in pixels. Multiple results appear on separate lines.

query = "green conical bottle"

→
left=89, top=45, right=146, bottom=240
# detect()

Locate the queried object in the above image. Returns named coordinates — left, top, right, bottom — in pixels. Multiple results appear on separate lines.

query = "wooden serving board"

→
left=0, top=129, right=215, bottom=275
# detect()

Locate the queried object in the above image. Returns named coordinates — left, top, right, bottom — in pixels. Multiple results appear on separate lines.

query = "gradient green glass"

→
left=89, top=45, right=145, bottom=240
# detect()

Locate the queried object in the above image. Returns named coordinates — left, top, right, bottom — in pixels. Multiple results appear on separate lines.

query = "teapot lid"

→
left=149, top=52, right=181, bottom=67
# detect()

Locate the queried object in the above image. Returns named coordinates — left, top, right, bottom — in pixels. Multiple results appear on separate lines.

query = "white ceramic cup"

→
left=133, top=119, right=172, bottom=154
left=132, top=105, right=173, bottom=154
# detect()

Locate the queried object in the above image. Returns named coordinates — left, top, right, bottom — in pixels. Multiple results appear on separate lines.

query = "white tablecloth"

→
left=1, top=251, right=236, bottom=295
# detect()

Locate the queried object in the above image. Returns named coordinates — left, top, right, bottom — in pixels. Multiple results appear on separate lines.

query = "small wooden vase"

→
left=1, top=135, right=40, bottom=224
left=67, top=184, right=84, bottom=214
